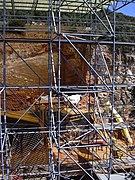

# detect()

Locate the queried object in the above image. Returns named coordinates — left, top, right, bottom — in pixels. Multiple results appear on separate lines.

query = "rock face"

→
left=115, top=50, right=135, bottom=120
left=99, top=46, right=135, bottom=120
left=0, top=31, right=134, bottom=118
left=0, top=32, right=52, bottom=86
left=60, top=43, right=90, bottom=85
left=60, top=42, right=135, bottom=121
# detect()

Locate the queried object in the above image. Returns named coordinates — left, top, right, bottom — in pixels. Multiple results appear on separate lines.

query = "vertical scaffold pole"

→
left=109, top=0, right=116, bottom=179
left=0, top=92, right=4, bottom=179
left=57, top=0, right=61, bottom=179
left=2, top=0, right=9, bottom=179
left=48, top=0, right=56, bottom=179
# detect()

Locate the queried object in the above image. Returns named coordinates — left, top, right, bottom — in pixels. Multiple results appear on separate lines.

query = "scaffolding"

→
left=0, top=0, right=135, bottom=179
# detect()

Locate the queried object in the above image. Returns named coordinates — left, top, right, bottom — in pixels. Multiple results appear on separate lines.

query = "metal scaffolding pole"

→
left=0, top=0, right=134, bottom=179
left=1, top=0, right=9, bottom=179
left=108, top=0, right=116, bottom=179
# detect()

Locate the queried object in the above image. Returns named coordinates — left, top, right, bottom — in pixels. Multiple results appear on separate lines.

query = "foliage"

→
left=8, top=19, right=26, bottom=27
left=2, top=8, right=135, bottom=44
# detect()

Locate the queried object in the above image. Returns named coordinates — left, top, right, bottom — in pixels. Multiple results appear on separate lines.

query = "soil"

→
left=0, top=30, right=91, bottom=111
left=0, top=31, right=52, bottom=110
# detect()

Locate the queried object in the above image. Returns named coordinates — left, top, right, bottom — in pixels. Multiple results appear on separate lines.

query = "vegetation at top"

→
left=0, top=8, right=135, bottom=44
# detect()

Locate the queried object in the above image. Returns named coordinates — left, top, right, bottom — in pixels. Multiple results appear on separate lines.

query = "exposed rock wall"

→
left=115, top=49, right=135, bottom=120
left=0, top=31, right=134, bottom=117
left=100, top=46, right=135, bottom=120
left=60, top=43, right=90, bottom=85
